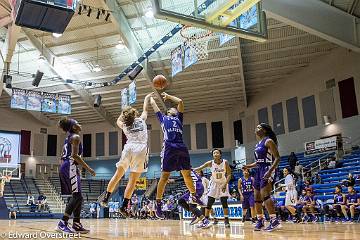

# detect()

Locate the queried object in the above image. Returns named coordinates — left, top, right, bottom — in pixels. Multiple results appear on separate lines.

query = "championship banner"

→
left=41, top=92, right=57, bottom=113
left=128, top=81, right=136, bottom=105
left=11, top=88, right=27, bottom=110
left=304, top=136, right=337, bottom=155
left=171, top=45, right=183, bottom=77
left=135, top=177, right=147, bottom=190
left=121, top=88, right=128, bottom=109
left=57, top=94, right=71, bottom=115
left=182, top=202, right=243, bottom=220
left=26, top=90, right=42, bottom=112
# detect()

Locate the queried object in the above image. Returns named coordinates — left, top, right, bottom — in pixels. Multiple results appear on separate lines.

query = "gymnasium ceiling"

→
left=0, top=0, right=359, bottom=126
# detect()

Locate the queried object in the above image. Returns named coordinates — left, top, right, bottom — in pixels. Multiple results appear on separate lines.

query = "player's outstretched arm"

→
left=140, top=93, right=153, bottom=120
left=243, top=162, right=257, bottom=169
left=193, top=161, right=212, bottom=172
left=161, top=92, right=184, bottom=113
left=150, top=96, right=161, bottom=113
left=71, top=135, right=96, bottom=176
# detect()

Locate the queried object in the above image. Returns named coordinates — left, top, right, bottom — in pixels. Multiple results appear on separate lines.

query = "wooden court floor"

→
left=0, top=219, right=359, bottom=240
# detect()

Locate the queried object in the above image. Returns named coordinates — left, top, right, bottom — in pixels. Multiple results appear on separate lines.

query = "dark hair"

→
left=211, top=148, right=222, bottom=155
left=58, top=117, right=73, bottom=132
left=122, top=106, right=137, bottom=127
left=335, top=184, right=342, bottom=192
left=259, top=123, right=278, bottom=145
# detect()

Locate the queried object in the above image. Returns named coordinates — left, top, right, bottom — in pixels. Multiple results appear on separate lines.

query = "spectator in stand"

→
left=344, top=185, right=360, bottom=222
left=296, top=177, right=305, bottom=196
left=230, top=192, right=238, bottom=202
left=296, top=189, right=307, bottom=219
left=288, top=152, right=298, bottom=173
left=90, top=202, right=97, bottom=218
left=313, top=174, right=322, bottom=184
left=131, top=194, right=139, bottom=218
left=304, top=172, right=313, bottom=185
left=327, top=156, right=337, bottom=169
left=26, top=193, right=35, bottom=206
left=8, top=204, right=17, bottom=219
left=323, top=185, right=347, bottom=223
left=302, top=188, right=317, bottom=222
left=37, top=194, right=47, bottom=212
left=294, top=162, right=303, bottom=178
left=342, top=173, right=356, bottom=187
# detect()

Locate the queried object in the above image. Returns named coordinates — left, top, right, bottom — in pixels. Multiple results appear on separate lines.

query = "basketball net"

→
left=180, top=26, right=213, bottom=60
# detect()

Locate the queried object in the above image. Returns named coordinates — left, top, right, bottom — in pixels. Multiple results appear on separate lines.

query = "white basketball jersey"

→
left=210, top=159, right=227, bottom=184
left=122, top=118, right=148, bottom=144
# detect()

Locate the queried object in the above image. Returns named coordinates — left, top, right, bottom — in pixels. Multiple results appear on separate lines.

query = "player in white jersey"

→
left=282, top=168, right=299, bottom=222
left=99, top=93, right=152, bottom=216
left=194, top=149, right=232, bottom=228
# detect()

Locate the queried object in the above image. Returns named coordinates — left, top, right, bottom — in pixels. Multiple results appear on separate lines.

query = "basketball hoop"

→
left=180, top=25, right=213, bottom=60
left=2, top=175, right=12, bottom=183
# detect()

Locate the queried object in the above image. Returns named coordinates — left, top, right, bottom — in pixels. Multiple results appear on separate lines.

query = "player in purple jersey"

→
left=178, top=170, right=210, bottom=228
left=243, top=123, right=281, bottom=232
left=344, top=185, right=360, bottom=222
left=57, top=118, right=96, bottom=234
left=149, top=92, right=201, bottom=219
left=238, top=168, right=256, bottom=223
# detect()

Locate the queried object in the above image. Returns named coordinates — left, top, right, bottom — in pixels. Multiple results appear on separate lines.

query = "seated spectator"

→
left=344, top=185, right=360, bottom=222
left=294, top=162, right=303, bottom=178
left=90, top=202, right=97, bottom=218
left=313, top=174, right=322, bottom=184
left=37, top=194, right=47, bottom=212
left=230, top=192, right=238, bottom=202
left=26, top=193, right=35, bottom=206
left=296, top=189, right=307, bottom=218
left=302, top=188, right=317, bottom=222
left=323, top=185, right=346, bottom=222
left=304, top=172, right=313, bottom=185
left=8, top=204, right=16, bottom=219
left=327, top=156, right=337, bottom=169
left=342, top=173, right=356, bottom=187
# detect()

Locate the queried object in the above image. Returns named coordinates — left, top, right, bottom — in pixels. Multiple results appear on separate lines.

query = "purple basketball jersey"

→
left=241, top=177, right=254, bottom=194
left=59, top=133, right=82, bottom=195
left=156, top=111, right=184, bottom=143
left=254, top=137, right=273, bottom=167
left=347, top=193, right=358, bottom=204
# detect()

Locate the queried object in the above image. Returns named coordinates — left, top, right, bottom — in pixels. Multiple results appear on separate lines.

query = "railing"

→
left=272, top=152, right=334, bottom=194
left=300, top=152, right=335, bottom=179
left=39, top=174, right=65, bottom=213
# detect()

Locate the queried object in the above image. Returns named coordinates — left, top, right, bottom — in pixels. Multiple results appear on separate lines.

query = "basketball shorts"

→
left=59, top=159, right=81, bottom=195
left=285, top=190, right=298, bottom=206
left=254, top=166, right=275, bottom=190
left=161, top=142, right=191, bottom=172
left=242, top=192, right=255, bottom=209
left=207, top=180, right=230, bottom=199
left=116, top=143, right=149, bottom=173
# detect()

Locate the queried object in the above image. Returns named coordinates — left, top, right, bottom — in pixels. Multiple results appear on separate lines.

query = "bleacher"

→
left=276, top=150, right=360, bottom=203
left=49, top=177, right=109, bottom=203
left=3, top=177, right=53, bottom=218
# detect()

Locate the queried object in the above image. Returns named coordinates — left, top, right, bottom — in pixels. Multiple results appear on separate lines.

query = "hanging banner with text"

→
left=304, top=136, right=337, bottom=155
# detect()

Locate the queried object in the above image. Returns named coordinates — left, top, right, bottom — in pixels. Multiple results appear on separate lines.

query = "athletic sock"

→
left=62, top=215, right=69, bottom=223
left=270, top=214, right=276, bottom=220
left=122, top=198, right=130, bottom=209
left=103, top=191, right=112, bottom=202
left=73, top=217, right=80, bottom=224
left=257, top=214, right=264, bottom=220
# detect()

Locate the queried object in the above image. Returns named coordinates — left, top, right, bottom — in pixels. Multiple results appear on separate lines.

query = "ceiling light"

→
left=92, top=64, right=102, bottom=72
left=145, top=8, right=154, bottom=18
left=52, top=33, right=62, bottom=38
left=38, top=55, right=47, bottom=65
left=116, top=41, right=126, bottom=50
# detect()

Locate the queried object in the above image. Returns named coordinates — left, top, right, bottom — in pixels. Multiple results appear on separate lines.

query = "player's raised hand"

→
left=161, top=92, right=170, bottom=101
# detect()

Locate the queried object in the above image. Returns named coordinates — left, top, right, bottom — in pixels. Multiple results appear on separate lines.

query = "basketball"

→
left=152, top=75, right=168, bottom=90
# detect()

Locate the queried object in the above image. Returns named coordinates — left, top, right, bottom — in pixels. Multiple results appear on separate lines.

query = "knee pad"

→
left=207, top=197, right=215, bottom=209
left=220, top=197, right=228, bottom=208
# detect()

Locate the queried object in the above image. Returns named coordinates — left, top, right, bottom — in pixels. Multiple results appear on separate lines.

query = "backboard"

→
left=152, top=0, right=268, bottom=42
left=0, top=164, right=21, bottom=182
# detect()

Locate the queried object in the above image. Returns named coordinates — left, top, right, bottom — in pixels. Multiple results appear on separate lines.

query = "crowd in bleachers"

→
left=272, top=149, right=360, bottom=223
